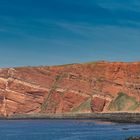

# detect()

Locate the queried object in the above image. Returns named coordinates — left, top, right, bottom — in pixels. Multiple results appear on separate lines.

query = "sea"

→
left=0, top=119, right=140, bottom=140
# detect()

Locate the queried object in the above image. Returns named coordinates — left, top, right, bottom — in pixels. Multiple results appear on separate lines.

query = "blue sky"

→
left=0, top=0, right=140, bottom=67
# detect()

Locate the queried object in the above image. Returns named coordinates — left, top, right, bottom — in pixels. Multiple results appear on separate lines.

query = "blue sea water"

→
left=0, top=119, right=140, bottom=140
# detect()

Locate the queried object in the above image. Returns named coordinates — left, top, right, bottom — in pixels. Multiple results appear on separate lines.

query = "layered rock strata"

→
left=0, top=61, right=140, bottom=116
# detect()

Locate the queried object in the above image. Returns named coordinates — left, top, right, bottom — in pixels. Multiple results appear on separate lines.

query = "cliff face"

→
left=0, top=61, right=140, bottom=116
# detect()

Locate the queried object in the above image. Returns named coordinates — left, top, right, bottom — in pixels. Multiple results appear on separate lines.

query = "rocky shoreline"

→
left=126, top=137, right=140, bottom=140
left=1, top=112, right=140, bottom=140
left=1, top=112, right=140, bottom=123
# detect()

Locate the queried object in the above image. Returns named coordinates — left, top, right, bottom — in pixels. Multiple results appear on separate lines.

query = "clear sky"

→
left=0, top=0, right=140, bottom=67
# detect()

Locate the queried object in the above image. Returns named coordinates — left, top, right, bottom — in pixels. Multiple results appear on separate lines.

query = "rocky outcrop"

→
left=126, top=137, right=140, bottom=140
left=91, top=97, right=107, bottom=112
left=0, top=61, right=140, bottom=116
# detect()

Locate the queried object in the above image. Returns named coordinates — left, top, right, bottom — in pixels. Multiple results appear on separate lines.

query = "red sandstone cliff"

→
left=0, top=61, right=140, bottom=116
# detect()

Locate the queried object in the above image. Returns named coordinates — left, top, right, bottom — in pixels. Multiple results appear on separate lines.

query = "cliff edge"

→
left=0, top=61, right=140, bottom=116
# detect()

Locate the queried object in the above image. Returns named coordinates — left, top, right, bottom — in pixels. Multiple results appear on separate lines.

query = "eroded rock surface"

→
left=0, top=61, right=140, bottom=116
